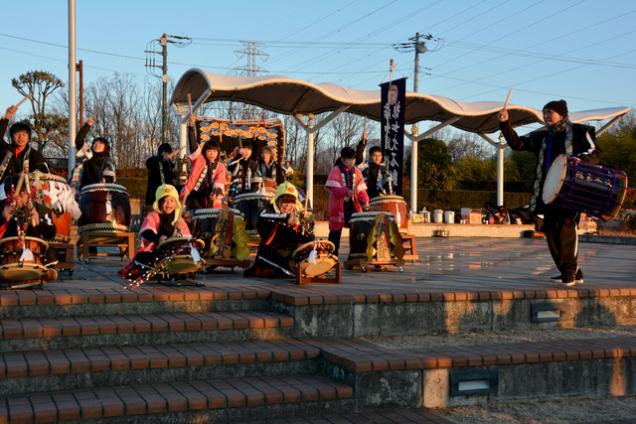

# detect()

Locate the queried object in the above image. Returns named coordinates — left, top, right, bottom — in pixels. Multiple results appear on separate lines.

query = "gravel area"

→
left=362, top=326, right=636, bottom=350
left=437, top=396, right=636, bottom=424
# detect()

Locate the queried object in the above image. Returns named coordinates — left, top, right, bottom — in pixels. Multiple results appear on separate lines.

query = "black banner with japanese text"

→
left=380, top=78, right=406, bottom=195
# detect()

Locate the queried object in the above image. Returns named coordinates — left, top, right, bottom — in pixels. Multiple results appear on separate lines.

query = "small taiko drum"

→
left=348, top=211, right=394, bottom=261
left=190, top=208, right=244, bottom=248
left=291, top=240, right=338, bottom=278
left=369, top=195, right=408, bottom=230
left=156, top=237, right=205, bottom=275
left=543, top=155, right=628, bottom=221
left=0, top=237, right=49, bottom=282
left=79, top=183, right=131, bottom=232
left=233, top=191, right=274, bottom=230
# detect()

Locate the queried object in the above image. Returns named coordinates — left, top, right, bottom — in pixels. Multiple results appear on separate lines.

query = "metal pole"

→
left=497, top=133, right=505, bottom=207
left=410, top=32, right=421, bottom=214
left=68, top=0, right=76, bottom=176
left=306, top=115, right=315, bottom=209
left=77, top=59, right=84, bottom=127
left=161, top=33, right=168, bottom=145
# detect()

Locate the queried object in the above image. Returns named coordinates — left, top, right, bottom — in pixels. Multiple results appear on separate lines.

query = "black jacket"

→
left=363, top=162, right=389, bottom=199
left=75, top=123, right=115, bottom=188
left=0, top=118, right=49, bottom=182
left=145, top=155, right=177, bottom=205
left=228, top=154, right=259, bottom=193
left=499, top=119, right=600, bottom=211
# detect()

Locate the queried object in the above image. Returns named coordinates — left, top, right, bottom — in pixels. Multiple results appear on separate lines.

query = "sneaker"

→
left=561, top=274, right=576, bottom=287
left=575, top=269, right=584, bottom=284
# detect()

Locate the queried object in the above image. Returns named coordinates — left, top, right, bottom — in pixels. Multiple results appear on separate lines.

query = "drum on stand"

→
left=543, top=154, right=628, bottom=221
left=369, top=195, right=408, bottom=231
left=291, top=240, right=338, bottom=277
left=233, top=191, right=275, bottom=231
left=30, top=173, right=77, bottom=243
left=348, top=211, right=395, bottom=261
left=190, top=208, right=243, bottom=249
left=78, top=183, right=131, bottom=232
left=0, top=237, right=51, bottom=282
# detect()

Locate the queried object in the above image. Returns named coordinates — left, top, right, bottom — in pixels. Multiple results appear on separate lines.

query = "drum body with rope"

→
left=155, top=237, right=205, bottom=275
left=233, top=191, right=274, bottom=230
left=191, top=208, right=243, bottom=246
left=542, top=155, right=628, bottom=221
left=348, top=211, right=395, bottom=261
left=78, top=183, right=131, bottom=232
left=291, top=240, right=338, bottom=278
left=369, top=195, right=408, bottom=231
left=33, top=173, right=75, bottom=242
left=0, top=236, right=49, bottom=282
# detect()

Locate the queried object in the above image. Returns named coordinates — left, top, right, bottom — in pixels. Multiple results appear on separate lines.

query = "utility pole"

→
left=145, top=33, right=191, bottom=144
left=393, top=32, right=442, bottom=213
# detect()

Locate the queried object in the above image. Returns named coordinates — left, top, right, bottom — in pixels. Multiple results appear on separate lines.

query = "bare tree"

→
left=11, top=70, right=65, bottom=153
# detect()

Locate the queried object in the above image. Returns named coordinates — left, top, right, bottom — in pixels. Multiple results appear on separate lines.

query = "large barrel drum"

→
left=348, top=211, right=394, bottom=261
left=33, top=173, right=75, bottom=242
left=369, top=195, right=408, bottom=230
left=79, top=183, right=131, bottom=232
left=233, top=191, right=275, bottom=230
left=190, top=208, right=244, bottom=248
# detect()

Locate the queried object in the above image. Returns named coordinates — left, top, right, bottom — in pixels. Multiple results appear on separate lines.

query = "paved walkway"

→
left=49, top=238, right=636, bottom=294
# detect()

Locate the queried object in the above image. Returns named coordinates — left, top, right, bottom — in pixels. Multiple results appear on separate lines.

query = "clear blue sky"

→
left=2, top=0, right=635, bottom=123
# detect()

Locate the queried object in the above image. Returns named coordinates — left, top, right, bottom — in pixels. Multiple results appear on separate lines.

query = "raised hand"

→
left=86, top=116, right=94, bottom=126
left=498, top=108, right=509, bottom=122
left=3, top=105, right=18, bottom=120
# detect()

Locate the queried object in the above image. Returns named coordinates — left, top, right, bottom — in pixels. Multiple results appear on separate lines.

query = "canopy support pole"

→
left=596, top=115, right=622, bottom=136
left=294, top=105, right=349, bottom=210
left=479, top=132, right=508, bottom=207
left=405, top=117, right=460, bottom=213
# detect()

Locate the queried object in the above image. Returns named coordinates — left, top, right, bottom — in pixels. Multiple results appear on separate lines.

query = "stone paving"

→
left=48, top=237, right=636, bottom=293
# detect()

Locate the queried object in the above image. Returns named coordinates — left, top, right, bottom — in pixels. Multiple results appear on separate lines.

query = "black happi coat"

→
left=0, top=118, right=49, bottom=182
left=145, top=155, right=177, bottom=206
left=499, top=120, right=600, bottom=213
left=244, top=204, right=313, bottom=278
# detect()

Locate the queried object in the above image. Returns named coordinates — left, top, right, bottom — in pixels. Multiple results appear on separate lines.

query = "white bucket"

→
left=421, top=211, right=431, bottom=223
left=433, top=209, right=444, bottom=224
left=444, top=210, right=455, bottom=224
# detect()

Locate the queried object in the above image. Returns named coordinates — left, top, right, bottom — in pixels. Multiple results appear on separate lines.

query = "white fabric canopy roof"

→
left=171, top=68, right=631, bottom=134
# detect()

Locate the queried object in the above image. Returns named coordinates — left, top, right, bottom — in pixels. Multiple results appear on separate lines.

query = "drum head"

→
left=165, top=256, right=204, bottom=275
left=0, top=263, right=48, bottom=281
left=302, top=255, right=337, bottom=277
left=542, top=154, right=568, bottom=204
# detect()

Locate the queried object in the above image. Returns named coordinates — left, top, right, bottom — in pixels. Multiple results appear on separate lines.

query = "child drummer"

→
left=120, top=184, right=191, bottom=282
left=243, top=182, right=314, bottom=278
left=181, top=115, right=227, bottom=210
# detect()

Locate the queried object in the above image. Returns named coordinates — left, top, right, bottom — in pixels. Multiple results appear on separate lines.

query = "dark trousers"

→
left=542, top=208, right=579, bottom=277
left=329, top=200, right=354, bottom=256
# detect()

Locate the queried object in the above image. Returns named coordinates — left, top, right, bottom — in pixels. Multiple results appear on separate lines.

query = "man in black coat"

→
left=362, top=146, right=390, bottom=199
left=499, top=99, right=600, bottom=287
left=0, top=105, right=49, bottom=188
left=145, top=143, right=178, bottom=207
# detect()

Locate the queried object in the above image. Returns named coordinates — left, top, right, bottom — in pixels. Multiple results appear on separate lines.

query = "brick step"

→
left=0, top=339, right=320, bottom=396
left=0, top=285, right=272, bottom=319
left=243, top=408, right=454, bottom=423
left=0, top=375, right=354, bottom=423
left=316, top=337, right=636, bottom=409
left=0, top=311, right=293, bottom=351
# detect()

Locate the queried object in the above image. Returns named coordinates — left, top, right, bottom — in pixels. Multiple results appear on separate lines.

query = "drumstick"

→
left=16, top=96, right=29, bottom=108
left=503, top=88, right=512, bottom=111
left=187, top=93, right=193, bottom=118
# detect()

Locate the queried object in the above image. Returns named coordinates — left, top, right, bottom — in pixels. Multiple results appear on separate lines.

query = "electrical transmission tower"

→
left=232, top=41, right=269, bottom=119
left=233, top=41, right=269, bottom=76
left=145, top=33, right=192, bottom=144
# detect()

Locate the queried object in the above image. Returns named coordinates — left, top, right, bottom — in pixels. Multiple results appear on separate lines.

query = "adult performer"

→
left=145, top=143, right=178, bottom=208
left=71, top=116, right=116, bottom=189
left=499, top=100, right=600, bottom=287
left=362, top=146, right=390, bottom=199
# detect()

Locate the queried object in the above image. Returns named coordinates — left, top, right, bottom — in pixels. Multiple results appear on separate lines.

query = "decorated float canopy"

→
left=194, top=117, right=285, bottom=162
left=171, top=68, right=631, bottom=134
